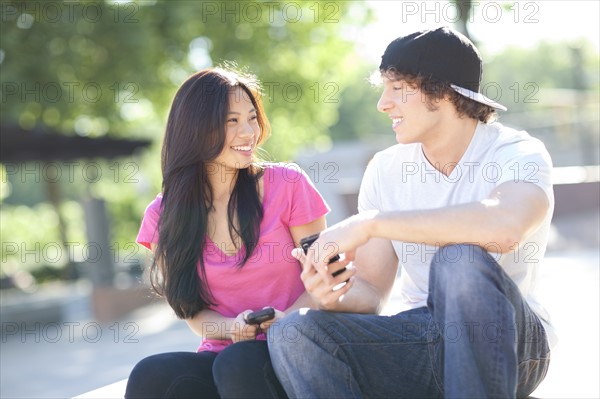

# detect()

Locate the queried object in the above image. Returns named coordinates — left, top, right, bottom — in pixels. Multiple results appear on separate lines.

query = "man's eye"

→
left=393, top=86, right=403, bottom=91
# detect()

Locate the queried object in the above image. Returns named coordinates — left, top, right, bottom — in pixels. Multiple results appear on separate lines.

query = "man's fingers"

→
left=320, top=277, right=355, bottom=308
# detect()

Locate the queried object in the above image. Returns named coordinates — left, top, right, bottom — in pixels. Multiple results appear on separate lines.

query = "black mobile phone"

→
left=299, top=233, right=345, bottom=277
left=244, top=307, right=275, bottom=325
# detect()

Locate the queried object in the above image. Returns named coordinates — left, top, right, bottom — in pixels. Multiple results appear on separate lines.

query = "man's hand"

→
left=304, top=211, right=377, bottom=285
left=293, top=248, right=356, bottom=310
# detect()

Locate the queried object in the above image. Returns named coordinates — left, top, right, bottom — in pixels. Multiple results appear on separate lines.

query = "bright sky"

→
left=359, top=0, right=600, bottom=62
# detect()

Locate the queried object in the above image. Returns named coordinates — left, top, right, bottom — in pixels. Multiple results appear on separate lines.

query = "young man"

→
left=268, top=27, right=554, bottom=398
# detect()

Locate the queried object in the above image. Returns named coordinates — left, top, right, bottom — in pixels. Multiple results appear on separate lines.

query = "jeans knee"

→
left=269, top=311, right=301, bottom=349
left=430, top=244, right=500, bottom=294
left=432, top=243, right=494, bottom=272
left=268, top=310, right=320, bottom=356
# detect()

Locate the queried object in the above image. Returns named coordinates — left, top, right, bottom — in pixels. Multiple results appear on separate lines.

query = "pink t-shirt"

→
left=136, top=163, right=329, bottom=352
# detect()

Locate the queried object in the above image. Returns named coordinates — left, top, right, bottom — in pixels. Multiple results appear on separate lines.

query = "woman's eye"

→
left=227, top=118, right=238, bottom=123
left=393, top=86, right=403, bottom=91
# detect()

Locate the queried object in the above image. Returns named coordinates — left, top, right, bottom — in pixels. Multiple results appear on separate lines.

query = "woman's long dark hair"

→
left=150, top=67, right=271, bottom=319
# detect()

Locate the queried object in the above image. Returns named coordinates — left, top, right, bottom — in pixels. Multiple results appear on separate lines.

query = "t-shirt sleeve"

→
left=358, top=156, right=380, bottom=213
left=285, top=164, right=330, bottom=227
left=136, top=195, right=162, bottom=250
left=495, top=134, right=554, bottom=204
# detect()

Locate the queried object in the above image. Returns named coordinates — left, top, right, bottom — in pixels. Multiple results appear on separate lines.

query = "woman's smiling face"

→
left=211, top=86, right=260, bottom=171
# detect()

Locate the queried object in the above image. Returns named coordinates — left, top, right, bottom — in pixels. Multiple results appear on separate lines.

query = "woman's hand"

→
left=228, top=310, right=260, bottom=343
left=227, top=308, right=286, bottom=341
left=259, top=308, right=285, bottom=334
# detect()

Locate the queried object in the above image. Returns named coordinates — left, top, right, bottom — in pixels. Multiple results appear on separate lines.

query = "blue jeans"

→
left=268, top=244, right=550, bottom=398
left=125, top=340, right=287, bottom=398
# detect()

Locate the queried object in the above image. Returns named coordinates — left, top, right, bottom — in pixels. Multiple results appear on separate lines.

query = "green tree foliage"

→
left=1, top=1, right=372, bottom=156
left=0, top=1, right=373, bottom=276
left=483, top=40, right=600, bottom=111
left=482, top=40, right=599, bottom=166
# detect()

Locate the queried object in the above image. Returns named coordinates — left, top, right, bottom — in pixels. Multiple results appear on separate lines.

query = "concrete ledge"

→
left=73, top=378, right=127, bottom=399
left=91, top=285, right=155, bottom=324
left=0, top=281, right=88, bottom=334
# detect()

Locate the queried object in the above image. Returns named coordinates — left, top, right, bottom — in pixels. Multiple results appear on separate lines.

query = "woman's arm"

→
left=150, top=242, right=258, bottom=342
left=185, top=308, right=260, bottom=343
left=182, top=216, right=327, bottom=339
left=282, top=216, right=327, bottom=313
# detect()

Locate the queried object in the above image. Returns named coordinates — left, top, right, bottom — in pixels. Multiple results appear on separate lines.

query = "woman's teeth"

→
left=231, top=145, right=252, bottom=151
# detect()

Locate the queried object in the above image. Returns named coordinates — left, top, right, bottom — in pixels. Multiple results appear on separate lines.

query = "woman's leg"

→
left=125, top=351, right=219, bottom=398
left=212, top=340, right=287, bottom=399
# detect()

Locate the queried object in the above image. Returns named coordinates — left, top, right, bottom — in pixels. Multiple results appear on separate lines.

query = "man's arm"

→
left=307, top=181, right=549, bottom=283
left=370, top=181, right=549, bottom=252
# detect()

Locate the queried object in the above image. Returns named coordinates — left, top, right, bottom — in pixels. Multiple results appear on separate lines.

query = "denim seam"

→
left=332, top=345, right=362, bottom=398
left=519, top=354, right=551, bottom=363
left=490, top=285, right=504, bottom=397
left=427, top=319, right=445, bottom=397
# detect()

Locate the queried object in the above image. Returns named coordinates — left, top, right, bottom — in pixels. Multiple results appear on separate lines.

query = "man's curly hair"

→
left=380, top=69, right=497, bottom=123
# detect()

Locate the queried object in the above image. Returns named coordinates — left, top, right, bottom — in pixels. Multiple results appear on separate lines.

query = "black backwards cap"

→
left=380, top=27, right=507, bottom=111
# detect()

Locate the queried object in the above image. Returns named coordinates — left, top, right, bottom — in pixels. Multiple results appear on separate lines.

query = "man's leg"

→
left=428, top=244, right=550, bottom=399
left=268, top=308, right=444, bottom=398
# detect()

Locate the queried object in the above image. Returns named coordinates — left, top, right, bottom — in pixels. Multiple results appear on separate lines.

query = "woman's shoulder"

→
left=144, top=193, right=163, bottom=214
left=260, top=162, right=307, bottom=183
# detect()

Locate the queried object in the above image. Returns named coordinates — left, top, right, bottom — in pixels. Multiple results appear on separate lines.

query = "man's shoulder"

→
left=485, top=122, right=549, bottom=153
left=477, top=122, right=552, bottom=168
left=482, top=121, right=539, bottom=144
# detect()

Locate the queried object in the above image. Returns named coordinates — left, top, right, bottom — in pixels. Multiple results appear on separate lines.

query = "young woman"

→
left=125, top=67, right=329, bottom=398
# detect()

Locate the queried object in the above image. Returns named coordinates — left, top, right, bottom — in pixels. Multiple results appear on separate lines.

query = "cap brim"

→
left=451, top=84, right=507, bottom=111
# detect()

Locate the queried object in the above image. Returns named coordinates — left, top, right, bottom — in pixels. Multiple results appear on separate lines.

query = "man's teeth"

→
left=231, top=145, right=252, bottom=151
left=393, top=117, right=403, bottom=124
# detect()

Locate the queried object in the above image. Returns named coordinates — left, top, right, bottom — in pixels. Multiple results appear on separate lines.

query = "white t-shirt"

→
left=358, top=121, right=556, bottom=347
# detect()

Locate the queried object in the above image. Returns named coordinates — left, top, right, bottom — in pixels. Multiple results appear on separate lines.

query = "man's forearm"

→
left=322, top=277, right=388, bottom=314
left=367, top=183, right=548, bottom=254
